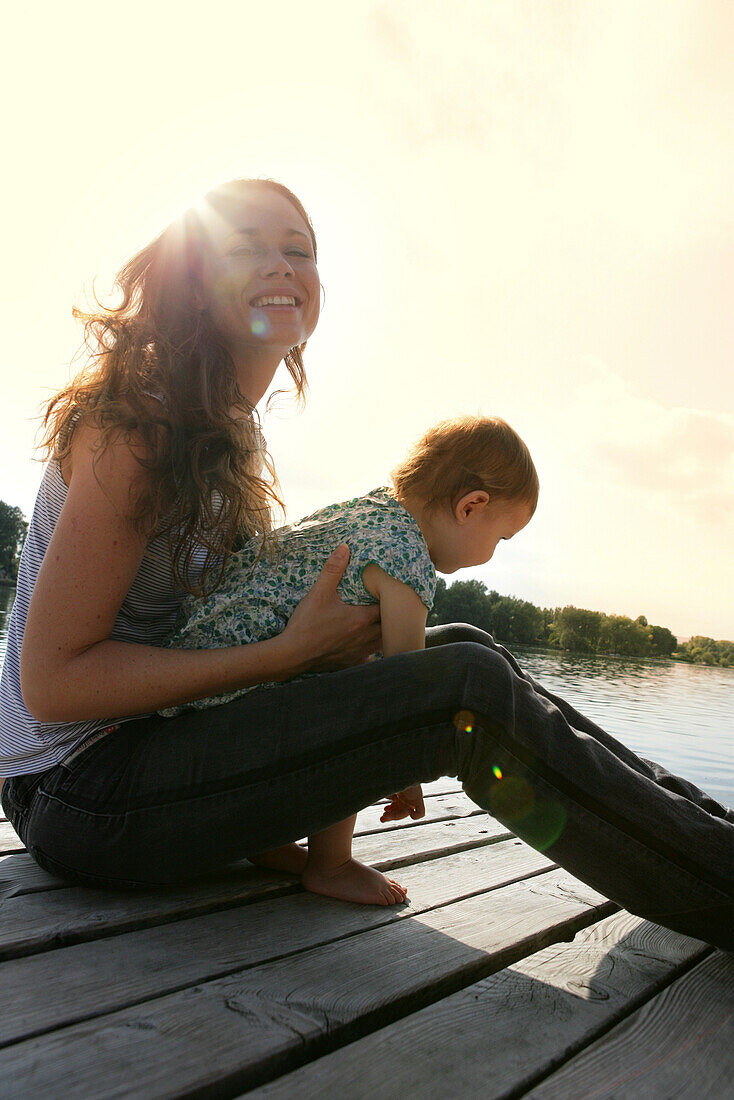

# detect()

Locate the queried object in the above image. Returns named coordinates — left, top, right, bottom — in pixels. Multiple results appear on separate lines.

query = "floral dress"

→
left=160, top=487, right=436, bottom=715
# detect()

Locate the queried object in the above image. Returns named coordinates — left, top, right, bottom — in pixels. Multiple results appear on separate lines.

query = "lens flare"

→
left=251, top=320, right=267, bottom=336
left=453, top=709, right=475, bottom=733
left=487, top=772, right=566, bottom=851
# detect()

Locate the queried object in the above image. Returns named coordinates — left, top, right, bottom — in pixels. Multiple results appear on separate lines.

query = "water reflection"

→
left=515, top=646, right=734, bottom=807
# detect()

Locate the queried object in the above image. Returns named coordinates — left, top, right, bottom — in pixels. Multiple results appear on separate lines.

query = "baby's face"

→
left=430, top=496, right=534, bottom=574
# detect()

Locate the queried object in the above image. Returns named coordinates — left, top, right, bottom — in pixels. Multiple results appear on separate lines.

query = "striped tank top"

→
left=0, top=460, right=207, bottom=776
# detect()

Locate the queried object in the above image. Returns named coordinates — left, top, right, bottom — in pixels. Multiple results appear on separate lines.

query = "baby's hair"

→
left=391, top=415, right=539, bottom=514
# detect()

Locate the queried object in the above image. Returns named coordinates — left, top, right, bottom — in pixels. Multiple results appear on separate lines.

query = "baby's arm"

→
left=361, top=564, right=428, bottom=657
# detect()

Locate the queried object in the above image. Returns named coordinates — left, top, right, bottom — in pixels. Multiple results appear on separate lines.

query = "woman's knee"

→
left=418, top=640, right=512, bottom=707
left=426, top=622, right=496, bottom=648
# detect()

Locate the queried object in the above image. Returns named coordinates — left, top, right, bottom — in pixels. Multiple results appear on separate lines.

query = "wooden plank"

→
left=0, top=873, right=614, bottom=1098
left=415, top=778, right=462, bottom=798
left=0, top=841, right=554, bottom=1047
left=353, top=812, right=507, bottom=868
left=525, top=949, right=733, bottom=1099
left=0, top=815, right=508, bottom=960
left=353, top=790, right=484, bottom=834
left=0, top=865, right=302, bottom=963
left=0, top=820, right=23, bottom=854
left=0, top=853, right=67, bottom=898
left=249, top=911, right=709, bottom=1099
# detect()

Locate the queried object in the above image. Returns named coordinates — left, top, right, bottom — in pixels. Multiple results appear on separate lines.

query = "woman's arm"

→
left=21, top=427, right=380, bottom=723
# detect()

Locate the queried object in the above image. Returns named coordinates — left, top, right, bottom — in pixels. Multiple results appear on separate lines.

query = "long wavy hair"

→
left=39, top=178, right=317, bottom=595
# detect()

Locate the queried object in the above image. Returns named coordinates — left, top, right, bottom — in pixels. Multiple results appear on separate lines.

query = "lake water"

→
left=1, top=585, right=732, bottom=807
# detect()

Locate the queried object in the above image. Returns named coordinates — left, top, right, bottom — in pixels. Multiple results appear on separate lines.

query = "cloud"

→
left=562, top=360, right=734, bottom=521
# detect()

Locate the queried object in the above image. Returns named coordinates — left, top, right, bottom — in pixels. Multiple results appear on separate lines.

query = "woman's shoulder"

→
left=59, top=403, right=167, bottom=503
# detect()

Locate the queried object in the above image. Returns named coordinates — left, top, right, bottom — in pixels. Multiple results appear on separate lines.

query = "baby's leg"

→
left=302, top=815, right=407, bottom=905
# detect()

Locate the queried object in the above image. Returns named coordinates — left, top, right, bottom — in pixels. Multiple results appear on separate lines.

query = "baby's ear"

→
left=455, top=490, right=490, bottom=523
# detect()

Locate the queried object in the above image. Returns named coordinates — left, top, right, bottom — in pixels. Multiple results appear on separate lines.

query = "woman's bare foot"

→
left=301, top=857, right=407, bottom=905
left=247, top=842, right=308, bottom=875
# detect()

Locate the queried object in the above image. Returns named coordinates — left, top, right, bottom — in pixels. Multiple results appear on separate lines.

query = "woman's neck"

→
left=230, top=346, right=288, bottom=414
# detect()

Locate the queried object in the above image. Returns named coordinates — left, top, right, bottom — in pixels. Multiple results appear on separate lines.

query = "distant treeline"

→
left=428, top=579, right=733, bottom=667
left=675, top=637, right=734, bottom=669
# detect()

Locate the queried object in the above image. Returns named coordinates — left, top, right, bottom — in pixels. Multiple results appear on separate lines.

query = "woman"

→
left=1, top=178, right=732, bottom=950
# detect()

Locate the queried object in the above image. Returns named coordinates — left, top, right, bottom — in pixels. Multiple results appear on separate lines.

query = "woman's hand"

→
left=281, top=544, right=382, bottom=673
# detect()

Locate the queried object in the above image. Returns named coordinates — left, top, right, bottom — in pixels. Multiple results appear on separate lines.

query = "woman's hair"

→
left=391, top=415, right=539, bottom=514
left=39, top=178, right=317, bottom=594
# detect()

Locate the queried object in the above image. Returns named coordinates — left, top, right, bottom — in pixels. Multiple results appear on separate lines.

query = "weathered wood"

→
left=249, top=911, right=709, bottom=1099
left=0, top=841, right=553, bottom=1047
left=0, top=853, right=66, bottom=898
left=0, top=820, right=23, bottom=854
left=0, top=865, right=302, bottom=963
left=3, top=768, right=725, bottom=1100
left=0, top=872, right=614, bottom=1098
left=0, top=814, right=508, bottom=960
left=353, top=790, right=485, bottom=834
left=353, top=811, right=508, bottom=868
left=525, top=949, right=733, bottom=1099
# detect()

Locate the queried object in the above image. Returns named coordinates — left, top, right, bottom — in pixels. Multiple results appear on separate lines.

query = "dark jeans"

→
left=3, top=626, right=733, bottom=950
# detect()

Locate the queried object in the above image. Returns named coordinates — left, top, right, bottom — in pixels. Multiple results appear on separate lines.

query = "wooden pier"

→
left=1, top=780, right=731, bottom=1097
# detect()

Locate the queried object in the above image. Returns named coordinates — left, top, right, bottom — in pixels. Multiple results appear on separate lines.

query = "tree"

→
left=650, top=624, right=677, bottom=657
left=485, top=591, right=546, bottom=645
left=676, top=636, right=734, bottom=668
left=549, top=606, right=601, bottom=653
left=0, top=501, right=28, bottom=580
left=429, top=578, right=495, bottom=633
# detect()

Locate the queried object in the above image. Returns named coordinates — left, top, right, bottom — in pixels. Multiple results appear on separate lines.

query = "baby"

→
left=162, top=415, right=538, bottom=906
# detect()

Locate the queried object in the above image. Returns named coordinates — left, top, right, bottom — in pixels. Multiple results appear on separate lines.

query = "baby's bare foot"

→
left=302, top=857, right=407, bottom=906
left=248, top=843, right=308, bottom=875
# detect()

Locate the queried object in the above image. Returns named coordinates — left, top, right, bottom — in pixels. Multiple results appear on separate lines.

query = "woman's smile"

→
left=249, top=293, right=301, bottom=308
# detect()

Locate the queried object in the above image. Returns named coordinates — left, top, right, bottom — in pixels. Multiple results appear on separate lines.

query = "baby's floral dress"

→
left=160, top=488, right=436, bottom=715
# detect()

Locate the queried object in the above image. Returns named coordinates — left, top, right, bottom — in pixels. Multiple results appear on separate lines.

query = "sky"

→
left=1, top=0, right=732, bottom=640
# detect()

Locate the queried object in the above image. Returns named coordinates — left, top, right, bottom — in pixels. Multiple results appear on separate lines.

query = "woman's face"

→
left=197, top=187, right=320, bottom=363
